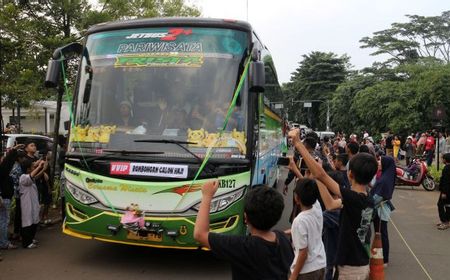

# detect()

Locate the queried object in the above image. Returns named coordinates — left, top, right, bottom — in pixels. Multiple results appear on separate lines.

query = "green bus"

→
left=45, top=18, right=284, bottom=249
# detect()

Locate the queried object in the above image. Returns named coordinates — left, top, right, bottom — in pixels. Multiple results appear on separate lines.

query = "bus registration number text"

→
left=219, top=179, right=236, bottom=189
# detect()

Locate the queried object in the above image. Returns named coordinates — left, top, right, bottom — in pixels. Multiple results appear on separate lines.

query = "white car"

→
left=1, top=134, right=53, bottom=155
left=315, top=131, right=336, bottom=140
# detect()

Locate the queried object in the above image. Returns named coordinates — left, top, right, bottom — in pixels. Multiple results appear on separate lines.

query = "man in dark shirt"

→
left=289, top=128, right=378, bottom=279
left=437, top=153, right=450, bottom=229
left=385, top=131, right=394, bottom=157
left=334, top=153, right=351, bottom=189
left=194, top=181, right=294, bottom=280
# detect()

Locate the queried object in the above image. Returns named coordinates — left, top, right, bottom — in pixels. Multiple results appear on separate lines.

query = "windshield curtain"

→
left=71, top=27, right=249, bottom=159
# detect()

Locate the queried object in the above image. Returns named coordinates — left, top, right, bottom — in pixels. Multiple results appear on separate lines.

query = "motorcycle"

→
left=396, top=157, right=436, bottom=191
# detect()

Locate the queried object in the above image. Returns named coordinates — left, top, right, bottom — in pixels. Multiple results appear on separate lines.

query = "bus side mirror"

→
left=44, top=59, right=61, bottom=88
left=249, top=61, right=265, bottom=93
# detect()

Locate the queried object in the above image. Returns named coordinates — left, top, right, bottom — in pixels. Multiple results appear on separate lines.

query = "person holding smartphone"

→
left=0, top=143, right=24, bottom=250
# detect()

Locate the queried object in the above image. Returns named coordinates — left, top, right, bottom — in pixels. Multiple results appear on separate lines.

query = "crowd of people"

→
left=194, top=128, right=450, bottom=280
left=192, top=129, right=391, bottom=279
left=1, top=126, right=448, bottom=279
left=0, top=138, right=66, bottom=261
left=379, top=130, right=447, bottom=167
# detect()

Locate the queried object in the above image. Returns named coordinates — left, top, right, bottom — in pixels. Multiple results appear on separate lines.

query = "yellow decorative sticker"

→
left=187, top=128, right=247, bottom=154
left=70, top=125, right=116, bottom=143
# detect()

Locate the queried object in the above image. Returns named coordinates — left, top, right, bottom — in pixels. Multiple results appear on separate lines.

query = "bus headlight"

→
left=66, top=181, right=98, bottom=205
left=192, top=188, right=245, bottom=213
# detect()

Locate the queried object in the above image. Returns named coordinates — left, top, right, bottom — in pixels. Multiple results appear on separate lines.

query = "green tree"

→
left=80, top=0, right=200, bottom=31
left=330, top=75, right=376, bottom=134
left=350, top=63, right=450, bottom=136
left=360, top=10, right=450, bottom=65
left=287, top=51, right=350, bottom=129
left=0, top=0, right=200, bottom=110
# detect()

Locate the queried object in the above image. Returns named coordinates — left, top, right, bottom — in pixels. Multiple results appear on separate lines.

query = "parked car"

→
left=315, top=131, right=336, bottom=140
left=1, top=134, right=53, bottom=156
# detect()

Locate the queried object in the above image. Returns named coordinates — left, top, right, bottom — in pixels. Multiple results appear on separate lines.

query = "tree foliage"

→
left=0, top=0, right=200, bottom=109
left=286, top=51, right=350, bottom=129
left=360, top=10, right=450, bottom=65
left=327, top=11, right=450, bottom=136
left=331, top=63, right=450, bottom=136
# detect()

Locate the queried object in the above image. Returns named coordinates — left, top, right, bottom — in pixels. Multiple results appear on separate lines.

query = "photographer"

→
left=0, top=143, right=24, bottom=250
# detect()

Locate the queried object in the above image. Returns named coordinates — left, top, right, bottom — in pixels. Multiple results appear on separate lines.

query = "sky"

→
left=192, top=0, right=449, bottom=83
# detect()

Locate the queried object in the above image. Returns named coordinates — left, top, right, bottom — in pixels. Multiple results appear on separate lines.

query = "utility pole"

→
left=0, top=92, right=3, bottom=154
left=246, top=0, right=249, bottom=21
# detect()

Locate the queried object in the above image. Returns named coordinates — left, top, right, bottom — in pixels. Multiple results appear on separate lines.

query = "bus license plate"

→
left=127, top=232, right=163, bottom=242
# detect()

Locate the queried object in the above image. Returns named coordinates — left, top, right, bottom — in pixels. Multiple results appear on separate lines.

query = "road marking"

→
left=390, top=218, right=433, bottom=280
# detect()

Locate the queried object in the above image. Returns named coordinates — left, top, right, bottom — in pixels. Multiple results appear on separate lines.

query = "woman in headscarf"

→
left=370, top=156, right=396, bottom=267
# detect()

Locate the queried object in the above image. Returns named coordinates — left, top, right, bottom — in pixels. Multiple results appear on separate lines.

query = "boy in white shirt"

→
left=290, top=178, right=326, bottom=280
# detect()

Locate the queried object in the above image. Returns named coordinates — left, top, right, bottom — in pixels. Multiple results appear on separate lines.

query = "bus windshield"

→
left=71, top=27, right=249, bottom=159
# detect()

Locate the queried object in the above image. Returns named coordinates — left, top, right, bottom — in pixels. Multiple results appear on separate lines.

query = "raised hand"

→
left=201, top=179, right=219, bottom=198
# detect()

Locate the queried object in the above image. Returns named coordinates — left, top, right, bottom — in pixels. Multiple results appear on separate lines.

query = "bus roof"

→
left=86, top=17, right=253, bottom=36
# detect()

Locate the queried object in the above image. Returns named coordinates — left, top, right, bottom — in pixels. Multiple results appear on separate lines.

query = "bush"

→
left=429, top=165, right=443, bottom=185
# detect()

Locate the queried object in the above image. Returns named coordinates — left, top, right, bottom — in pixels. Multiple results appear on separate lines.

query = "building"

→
left=1, top=101, right=71, bottom=135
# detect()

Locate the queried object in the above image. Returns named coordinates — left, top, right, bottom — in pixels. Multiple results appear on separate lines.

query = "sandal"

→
left=437, top=223, right=450, bottom=230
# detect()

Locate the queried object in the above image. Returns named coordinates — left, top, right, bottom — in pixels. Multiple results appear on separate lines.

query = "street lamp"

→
left=291, top=99, right=330, bottom=131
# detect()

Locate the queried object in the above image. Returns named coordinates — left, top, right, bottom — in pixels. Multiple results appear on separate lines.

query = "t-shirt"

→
left=208, top=230, right=294, bottom=280
left=291, top=201, right=326, bottom=274
left=439, top=164, right=450, bottom=194
left=425, top=136, right=435, bottom=151
left=335, top=186, right=373, bottom=266
left=339, top=170, right=351, bottom=189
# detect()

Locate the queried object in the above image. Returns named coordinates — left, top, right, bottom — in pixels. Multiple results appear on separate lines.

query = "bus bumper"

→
left=63, top=195, right=245, bottom=249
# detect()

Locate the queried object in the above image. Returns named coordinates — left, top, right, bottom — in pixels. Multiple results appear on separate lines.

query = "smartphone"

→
left=277, top=157, right=290, bottom=166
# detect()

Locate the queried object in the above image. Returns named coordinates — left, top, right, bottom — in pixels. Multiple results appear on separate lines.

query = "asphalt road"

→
left=2, top=171, right=449, bottom=280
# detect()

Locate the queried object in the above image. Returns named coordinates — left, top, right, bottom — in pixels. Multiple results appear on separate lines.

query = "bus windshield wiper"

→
left=134, top=139, right=215, bottom=172
left=102, top=149, right=164, bottom=155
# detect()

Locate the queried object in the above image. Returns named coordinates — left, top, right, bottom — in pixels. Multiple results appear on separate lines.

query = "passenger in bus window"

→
left=170, top=109, right=189, bottom=131
left=170, top=91, right=192, bottom=116
left=228, top=107, right=245, bottom=131
left=188, top=103, right=206, bottom=130
left=154, top=96, right=170, bottom=130
left=204, top=100, right=227, bottom=132
left=115, top=101, right=138, bottom=132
